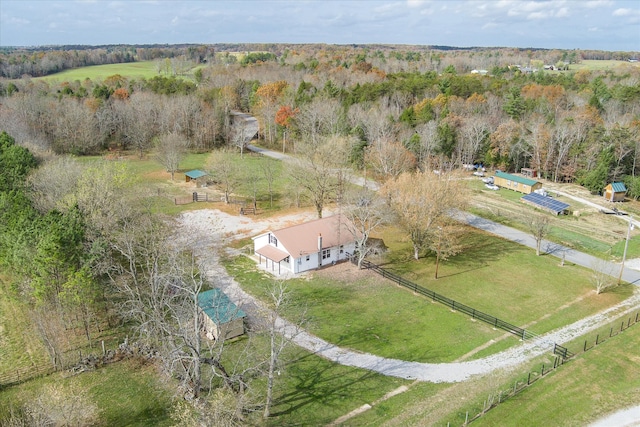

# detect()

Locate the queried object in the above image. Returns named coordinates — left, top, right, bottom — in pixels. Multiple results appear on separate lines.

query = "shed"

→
left=521, top=168, right=538, bottom=178
left=197, top=289, right=246, bottom=340
left=493, top=171, right=542, bottom=194
left=185, top=170, right=208, bottom=187
left=604, top=182, right=627, bottom=202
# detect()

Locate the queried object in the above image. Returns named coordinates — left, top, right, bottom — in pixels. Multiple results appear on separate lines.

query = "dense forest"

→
left=1, top=44, right=639, bottom=194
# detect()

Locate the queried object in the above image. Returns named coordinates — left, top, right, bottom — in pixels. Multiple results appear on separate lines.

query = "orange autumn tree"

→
left=254, top=81, right=289, bottom=145
left=275, top=105, right=298, bottom=153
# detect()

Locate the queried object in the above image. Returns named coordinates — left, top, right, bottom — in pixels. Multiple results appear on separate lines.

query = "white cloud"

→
left=407, top=0, right=428, bottom=7
left=585, top=0, right=613, bottom=8
left=588, top=26, right=599, bottom=31
left=613, top=8, right=632, bottom=16
left=9, top=17, right=30, bottom=25
left=556, top=7, right=569, bottom=18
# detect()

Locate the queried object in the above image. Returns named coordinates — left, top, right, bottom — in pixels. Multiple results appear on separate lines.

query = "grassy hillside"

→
left=36, top=61, right=166, bottom=82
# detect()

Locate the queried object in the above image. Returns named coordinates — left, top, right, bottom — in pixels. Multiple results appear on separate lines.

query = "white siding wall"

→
left=253, top=233, right=270, bottom=251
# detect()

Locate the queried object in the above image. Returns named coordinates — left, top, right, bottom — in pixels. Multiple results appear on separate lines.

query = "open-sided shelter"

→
left=252, top=215, right=358, bottom=275
left=184, top=170, right=208, bottom=187
left=197, top=289, right=246, bottom=340
left=603, top=182, right=627, bottom=202
left=493, top=171, right=542, bottom=194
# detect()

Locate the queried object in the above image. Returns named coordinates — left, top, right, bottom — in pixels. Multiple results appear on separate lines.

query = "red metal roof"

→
left=255, top=244, right=290, bottom=262
left=270, top=215, right=357, bottom=257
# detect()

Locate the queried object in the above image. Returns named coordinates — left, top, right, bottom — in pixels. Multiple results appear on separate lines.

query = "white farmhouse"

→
left=252, top=215, right=358, bottom=275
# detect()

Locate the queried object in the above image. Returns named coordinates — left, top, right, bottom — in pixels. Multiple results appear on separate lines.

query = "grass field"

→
left=0, top=358, right=176, bottom=426
left=4, top=147, right=640, bottom=424
left=0, top=273, right=49, bottom=376
left=37, top=61, right=170, bottom=82
left=224, top=220, right=633, bottom=364
left=570, top=59, right=640, bottom=72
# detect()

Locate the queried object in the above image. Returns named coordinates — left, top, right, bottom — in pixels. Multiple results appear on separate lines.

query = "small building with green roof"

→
left=184, top=170, right=208, bottom=187
left=493, top=171, right=542, bottom=194
left=198, top=289, right=246, bottom=340
left=604, top=182, right=627, bottom=202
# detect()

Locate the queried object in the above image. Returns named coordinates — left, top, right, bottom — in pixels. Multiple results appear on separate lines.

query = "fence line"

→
left=350, top=256, right=574, bottom=360
left=462, top=310, right=639, bottom=425
left=0, top=364, right=56, bottom=388
left=173, top=192, right=211, bottom=205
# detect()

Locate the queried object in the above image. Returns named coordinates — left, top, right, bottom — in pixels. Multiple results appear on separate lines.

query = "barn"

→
left=493, top=171, right=542, bottom=194
left=197, top=289, right=246, bottom=340
left=603, top=182, right=627, bottom=202
left=252, top=215, right=358, bottom=275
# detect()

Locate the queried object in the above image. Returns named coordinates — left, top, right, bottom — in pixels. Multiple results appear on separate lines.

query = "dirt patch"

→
left=314, top=260, right=379, bottom=283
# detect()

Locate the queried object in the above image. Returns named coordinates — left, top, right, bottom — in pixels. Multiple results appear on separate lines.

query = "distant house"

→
left=604, top=182, right=627, bottom=202
left=197, top=289, right=246, bottom=340
left=493, top=171, right=542, bottom=194
left=184, top=170, right=208, bottom=187
left=252, top=215, right=358, bottom=275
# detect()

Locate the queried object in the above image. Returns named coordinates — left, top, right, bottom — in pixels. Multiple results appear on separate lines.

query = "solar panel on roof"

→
left=521, top=192, right=570, bottom=214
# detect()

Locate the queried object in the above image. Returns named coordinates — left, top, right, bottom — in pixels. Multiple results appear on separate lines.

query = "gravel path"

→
left=177, top=208, right=640, bottom=384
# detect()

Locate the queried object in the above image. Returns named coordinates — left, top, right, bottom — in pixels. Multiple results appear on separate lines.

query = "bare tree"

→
left=431, top=220, right=465, bottom=279
left=260, top=158, right=280, bottom=209
left=228, top=120, right=248, bottom=158
left=287, top=137, right=348, bottom=218
left=261, top=279, right=304, bottom=419
left=122, top=92, right=160, bottom=157
left=341, top=188, right=389, bottom=267
left=382, top=170, right=468, bottom=260
left=27, top=156, right=83, bottom=213
left=208, top=149, right=242, bottom=204
left=525, top=213, right=552, bottom=256
left=155, top=132, right=190, bottom=181
left=368, top=140, right=416, bottom=180
left=590, top=259, right=617, bottom=294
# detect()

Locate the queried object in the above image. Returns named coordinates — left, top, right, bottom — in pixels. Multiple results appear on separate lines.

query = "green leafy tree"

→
left=579, top=147, right=614, bottom=194
left=504, top=87, right=525, bottom=120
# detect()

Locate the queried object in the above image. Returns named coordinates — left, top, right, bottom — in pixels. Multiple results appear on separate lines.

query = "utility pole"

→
left=618, top=216, right=634, bottom=285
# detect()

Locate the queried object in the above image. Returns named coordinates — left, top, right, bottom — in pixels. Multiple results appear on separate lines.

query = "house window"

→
left=283, top=256, right=290, bottom=263
left=322, top=248, right=330, bottom=260
left=269, top=234, right=277, bottom=246
left=305, top=255, right=310, bottom=261
left=339, top=245, right=344, bottom=254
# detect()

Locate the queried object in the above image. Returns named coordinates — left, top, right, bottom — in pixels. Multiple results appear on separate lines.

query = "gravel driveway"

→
left=176, top=207, right=640, bottom=384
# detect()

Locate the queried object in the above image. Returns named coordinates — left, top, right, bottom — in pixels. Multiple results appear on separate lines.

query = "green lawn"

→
left=37, top=61, right=165, bottom=82
left=265, top=346, right=412, bottom=426
left=225, top=220, right=633, bottom=364
left=0, top=273, right=49, bottom=375
left=378, top=225, right=633, bottom=331
left=0, top=359, right=176, bottom=426
left=460, top=321, right=640, bottom=426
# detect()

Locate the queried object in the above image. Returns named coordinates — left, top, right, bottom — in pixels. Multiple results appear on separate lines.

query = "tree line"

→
left=3, top=44, right=638, bottom=194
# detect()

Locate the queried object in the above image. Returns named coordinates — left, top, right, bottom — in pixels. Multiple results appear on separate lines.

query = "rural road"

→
left=245, top=140, right=640, bottom=285
left=233, top=114, right=640, bottom=423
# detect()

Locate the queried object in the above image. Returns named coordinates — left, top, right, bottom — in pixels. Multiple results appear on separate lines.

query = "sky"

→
left=1, top=0, right=639, bottom=51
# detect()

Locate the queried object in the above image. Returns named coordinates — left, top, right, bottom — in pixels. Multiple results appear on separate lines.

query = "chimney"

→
left=317, top=233, right=323, bottom=251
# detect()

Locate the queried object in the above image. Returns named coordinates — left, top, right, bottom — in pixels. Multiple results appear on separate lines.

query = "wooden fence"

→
left=350, top=256, right=574, bottom=359
left=173, top=192, right=211, bottom=205
left=0, top=364, right=55, bottom=389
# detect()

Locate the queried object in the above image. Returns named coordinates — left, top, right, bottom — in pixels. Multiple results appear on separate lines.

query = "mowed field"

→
left=571, top=59, right=640, bottom=71
left=37, top=61, right=163, bottom=82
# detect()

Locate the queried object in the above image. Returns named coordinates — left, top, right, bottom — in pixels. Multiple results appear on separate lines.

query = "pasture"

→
left=37, top=61, right=164, bottom=82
